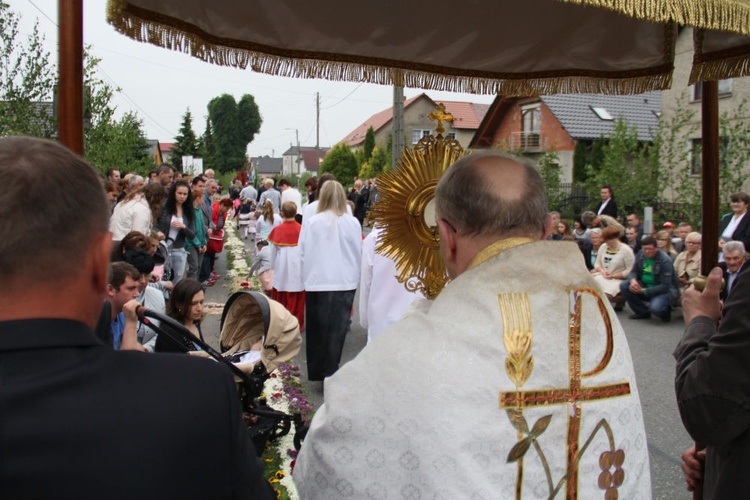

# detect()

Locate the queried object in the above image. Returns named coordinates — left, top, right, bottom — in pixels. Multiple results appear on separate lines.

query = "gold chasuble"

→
left=295, top=240, right=651, bottom=499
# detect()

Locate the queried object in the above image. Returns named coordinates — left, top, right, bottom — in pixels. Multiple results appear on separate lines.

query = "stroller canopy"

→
left=220, top=291, right=301, bottom=374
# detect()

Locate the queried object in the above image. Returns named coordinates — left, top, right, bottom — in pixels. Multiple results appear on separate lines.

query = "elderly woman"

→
left=299, top=180, right=361, bottom=381
left=592, top=225, right=635, bottom=310
left=583, top=228, right=604, bottom=270
left=674, top=232, right=702, bottom=294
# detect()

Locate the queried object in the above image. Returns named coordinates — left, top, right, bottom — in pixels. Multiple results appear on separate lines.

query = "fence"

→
left=548, top=183, right=590, bottom=218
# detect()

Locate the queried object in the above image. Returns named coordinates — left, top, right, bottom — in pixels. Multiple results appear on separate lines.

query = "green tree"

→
left=587, top=136, right=606, bottom=177
left=198, top=117, right=217, bottom=170
left=718, top=101, right=750, bottom=210
left=585, top=119, right=659, bottom=215
left=85, top=112, right=153, bottom=174
left=363, top=126, right=375, bottom=162
left=0, top=2, right=56, bottom=138
left=238, top=94, right=262, bottom=145
left=206, top=93, right=262, bottom=174
left=208, top=94, right=244, bottom=173
left=572, top=140, right=588, bottom=183
left=653, top=104, right=701, bottom=225
left=320, top=143, right=358, bottom=181
left=538, top=151, right=563, bottom=210
left=171, top=108, right=199, bottom=170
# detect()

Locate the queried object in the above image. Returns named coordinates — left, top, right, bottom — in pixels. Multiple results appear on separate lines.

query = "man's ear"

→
left=436, top=218, right=458, bottom=265
left=92, top=232, right=113, bottom=295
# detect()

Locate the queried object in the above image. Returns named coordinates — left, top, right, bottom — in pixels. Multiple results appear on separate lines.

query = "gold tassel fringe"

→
left=107, top=0, right=677, bottom=96
left=559, top=0, right=750, bottom=38
left=690, top=53, right=750, bottom=84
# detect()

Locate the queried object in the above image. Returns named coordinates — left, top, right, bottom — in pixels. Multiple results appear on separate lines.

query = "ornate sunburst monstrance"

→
left=368, top=112, right=467, bottom=299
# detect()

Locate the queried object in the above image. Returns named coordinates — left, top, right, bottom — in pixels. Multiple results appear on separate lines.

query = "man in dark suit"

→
left=0, top=137, right=272, bottom=499
left=718, top=241, right=747, bottom=301
left=594, top=184, right=618, bottom=218
left=674, top=257, right=750, bottom=497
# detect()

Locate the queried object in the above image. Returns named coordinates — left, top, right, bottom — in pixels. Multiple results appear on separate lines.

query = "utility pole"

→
left=316, top=92, right=321, bottom=172
left=296, top=130, right=301, bottom=178
left=392, top=86, right=405, bottom=169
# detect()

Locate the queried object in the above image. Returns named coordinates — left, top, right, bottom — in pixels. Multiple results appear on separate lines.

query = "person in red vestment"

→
left=268, top=202, right=306, bottom=331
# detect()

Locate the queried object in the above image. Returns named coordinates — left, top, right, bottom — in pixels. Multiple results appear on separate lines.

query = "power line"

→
left=322, top=83, right=363, bottom=110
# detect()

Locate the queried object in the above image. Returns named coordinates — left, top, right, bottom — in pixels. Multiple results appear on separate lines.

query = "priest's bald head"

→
left=435, top=151, right=549, bottom=278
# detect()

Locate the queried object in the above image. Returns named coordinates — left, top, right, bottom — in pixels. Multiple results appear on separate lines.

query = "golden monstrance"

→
left=368, top=104, right=468, bottom=300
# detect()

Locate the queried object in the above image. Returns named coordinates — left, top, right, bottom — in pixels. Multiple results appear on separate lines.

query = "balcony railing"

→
left=510, top=131, right=542, bottom=151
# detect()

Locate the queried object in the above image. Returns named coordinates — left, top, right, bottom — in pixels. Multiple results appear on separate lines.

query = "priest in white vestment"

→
left=359, top=225, right=423, bottom=343
left=294, top=152, right=651, bottom=499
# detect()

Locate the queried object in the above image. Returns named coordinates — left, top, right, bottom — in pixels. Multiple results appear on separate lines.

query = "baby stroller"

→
left=136, top=290, right=307, bottom=455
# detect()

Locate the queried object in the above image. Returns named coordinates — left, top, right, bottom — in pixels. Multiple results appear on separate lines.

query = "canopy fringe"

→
left=107, top=0, right=673, bottom=96
left=691, top=55, right=750, bottom=84
left=558, top=0, right=750, bottom=38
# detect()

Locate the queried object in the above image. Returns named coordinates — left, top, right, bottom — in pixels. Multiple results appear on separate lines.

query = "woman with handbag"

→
left=185, top=187, right=208, bottom=281
left=202, top=198, right=233, bottom=286
left=156, top=181, right=195, bottom=285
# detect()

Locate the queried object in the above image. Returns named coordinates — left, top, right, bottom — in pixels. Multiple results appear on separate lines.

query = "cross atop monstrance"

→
left=428, top=103, right=453, bottom=135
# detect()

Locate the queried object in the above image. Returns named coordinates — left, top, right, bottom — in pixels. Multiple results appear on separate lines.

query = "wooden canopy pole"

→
left=691, top=79, right=720, bottom=500
left=700, top=80, right=720, bottom=275
left=57, top=0, right=84, bottom=154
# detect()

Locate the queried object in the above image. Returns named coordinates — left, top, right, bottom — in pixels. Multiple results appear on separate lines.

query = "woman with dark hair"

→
left=156, top=180, right=195, bottom=284
left=594, top=184, right=618, bottom=218
left=155, top=278, right=205, bottom=353
left=299, top=181, right=362, bottom=381
left=557, top=220, right=575, bottom=241
left=719, top=191, right=750, bottom=256
left=110, top=183, right=167, bottom=242
left=573, top=215, right=587, bottom=240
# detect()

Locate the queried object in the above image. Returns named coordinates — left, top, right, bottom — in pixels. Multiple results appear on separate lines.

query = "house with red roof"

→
left=470, top=92, right=661, bottom=183
left=159, top=142, right=175, bottom=165
left=281, top=146, right=330, bottom=176
left=340, top=93, right=489, bottom=151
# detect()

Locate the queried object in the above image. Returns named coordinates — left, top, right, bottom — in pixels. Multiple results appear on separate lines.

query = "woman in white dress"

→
left=592, top=225, right=634, bottom=310
left=299, top=181, right=361, bottom=381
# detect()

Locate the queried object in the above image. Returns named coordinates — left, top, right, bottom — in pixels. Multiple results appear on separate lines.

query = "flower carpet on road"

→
left=222, top=222, right=311, bottom=499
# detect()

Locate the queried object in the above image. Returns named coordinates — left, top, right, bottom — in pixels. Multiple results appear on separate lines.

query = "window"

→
left=591, top=107, right=614, bottom=120
left=521, top=104, right=541, bottom=149
left=447, top=132, right=456, bottom=140
left=412, top=129, right=431, bottom=144
left=691, top=79, right=732, bottom=101
left=690, top=139, right=702, bottom=176
left=689, top=137, right=730, bottom=176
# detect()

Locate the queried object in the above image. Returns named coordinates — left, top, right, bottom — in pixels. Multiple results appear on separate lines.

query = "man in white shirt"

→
left=278, top=178, right=302, bottom=222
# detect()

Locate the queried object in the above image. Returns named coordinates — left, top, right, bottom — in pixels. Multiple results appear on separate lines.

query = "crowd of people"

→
left=548, top=185, right=749, bottom=323
left=4, top=136, right=750, bottom=497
